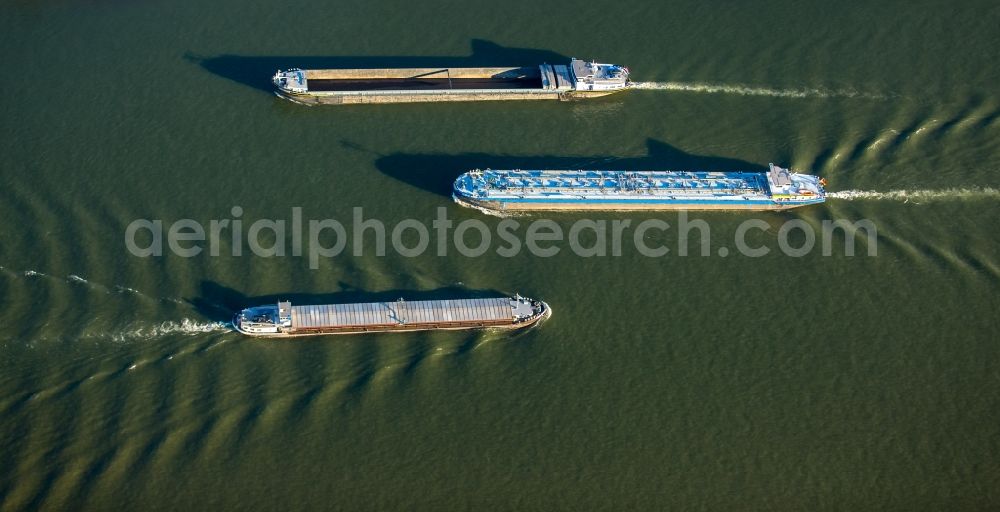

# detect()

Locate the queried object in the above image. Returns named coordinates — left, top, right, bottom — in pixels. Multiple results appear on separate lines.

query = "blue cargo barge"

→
left=453, top=164, right=826, bottom=212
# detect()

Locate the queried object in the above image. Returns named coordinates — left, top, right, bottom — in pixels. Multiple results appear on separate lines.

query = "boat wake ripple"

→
left=827, top=188, right=1000, bottom=201
left=630, top=81, right=884, bottom=99
left=2, top=268, right=187, bottom=304
left=98, top=319, right=231, bottom=343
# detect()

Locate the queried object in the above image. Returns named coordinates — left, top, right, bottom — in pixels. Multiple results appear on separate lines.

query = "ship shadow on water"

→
left=186, top=40, right=571, bottom=93
left=372, top=138, right=770, bottom=199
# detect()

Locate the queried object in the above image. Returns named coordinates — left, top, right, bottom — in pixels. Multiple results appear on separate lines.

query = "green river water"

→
left=1, top=0, right=999, bottom=509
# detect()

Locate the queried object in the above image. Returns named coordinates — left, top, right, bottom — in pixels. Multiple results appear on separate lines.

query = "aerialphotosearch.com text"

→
left=125, top=206, right=878, bottom=269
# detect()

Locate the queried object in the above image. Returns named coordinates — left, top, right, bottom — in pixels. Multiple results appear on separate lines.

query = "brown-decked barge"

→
left=233, top=296, right=550, bottom=337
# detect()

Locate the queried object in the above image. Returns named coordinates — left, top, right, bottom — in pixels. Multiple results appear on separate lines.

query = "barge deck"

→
left=306, top=77, right=543, bottom=92
left=233, top=296, right=550, bottom=338
left=453, top=164, right=827, bottom=212
left=272, top=59, right=629, bottom=105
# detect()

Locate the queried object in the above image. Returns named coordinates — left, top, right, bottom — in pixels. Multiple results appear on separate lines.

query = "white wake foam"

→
left=107, top=319, right=231, bottom=342
left=629, top=81, right=882, bottom=99
left=828, top=188, right=1000, bottom=201
left=114, top=285, right=144, bottom=295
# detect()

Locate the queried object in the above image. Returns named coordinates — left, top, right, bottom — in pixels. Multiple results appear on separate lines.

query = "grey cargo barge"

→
left=233, top=296, right=550, bottom=337
left=272, top=59, right=629, bottom=105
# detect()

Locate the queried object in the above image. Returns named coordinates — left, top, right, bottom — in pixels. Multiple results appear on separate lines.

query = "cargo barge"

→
left=233, top=295, right=550, bottom=337
left=453, top=164, right=827, bottom=212
left=272, top=59, right=629, bottom=105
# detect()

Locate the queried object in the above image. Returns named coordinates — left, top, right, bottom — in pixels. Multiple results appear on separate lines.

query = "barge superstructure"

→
left=272, top=59, right=629, bottom=105
left=453, top=164, right=827, bottom=212
left=233, top=295, right=550, bottom=338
